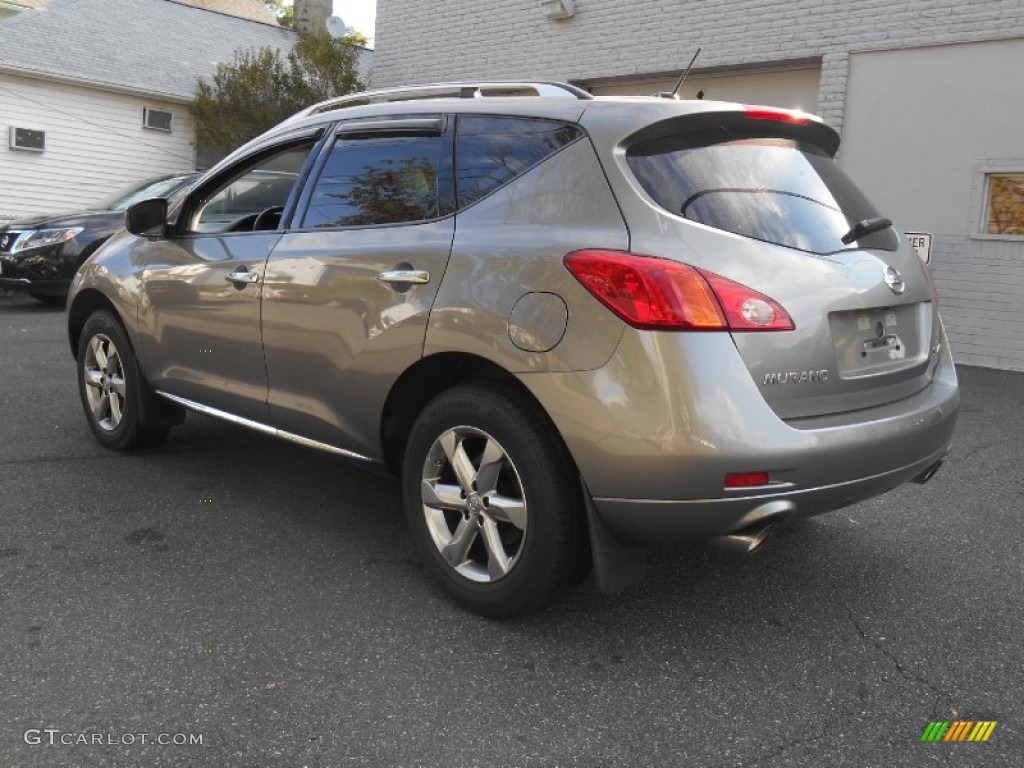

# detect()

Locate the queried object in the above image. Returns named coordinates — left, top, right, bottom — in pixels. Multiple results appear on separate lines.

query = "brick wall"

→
left=931, top=236, right=1024, bottom=371
left=374, top=1, right=1024, bottom=100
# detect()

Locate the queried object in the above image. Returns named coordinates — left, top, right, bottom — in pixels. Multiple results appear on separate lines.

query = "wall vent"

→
left=9, top=126, right=45, bottom=152
left=143, top=108, right=173, bottom=132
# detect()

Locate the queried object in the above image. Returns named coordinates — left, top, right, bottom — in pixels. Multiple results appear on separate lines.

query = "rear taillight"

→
left=564, top=250, right=794, bottom=332
left=744, top=105, right=812, bottom=125
left=696, top=268, right=795, bottom=331
left=724, top=472, right=771, bottom=489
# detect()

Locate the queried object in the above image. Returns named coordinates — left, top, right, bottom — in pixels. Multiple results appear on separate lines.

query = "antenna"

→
left=656, top=47, right=703, bottom=100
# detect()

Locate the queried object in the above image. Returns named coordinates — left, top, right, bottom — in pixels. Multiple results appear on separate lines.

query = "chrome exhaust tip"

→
left=711, top=499, right=794, bottom=554
left=911, top=459, right=943, bottom=485
left=710, top=523, right=775, bottom=555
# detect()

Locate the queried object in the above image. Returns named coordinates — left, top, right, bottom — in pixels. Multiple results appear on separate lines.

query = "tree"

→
left=291, top=28, right=364, bottom=102
left=264, top=0, right=294, bottom=27
left=191, top=31, right=365, bottom=155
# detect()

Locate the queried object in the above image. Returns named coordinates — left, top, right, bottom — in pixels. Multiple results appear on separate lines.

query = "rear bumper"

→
left=593, top=444, right=948, bottom=543
left=519, top=324, right=959, bottom=543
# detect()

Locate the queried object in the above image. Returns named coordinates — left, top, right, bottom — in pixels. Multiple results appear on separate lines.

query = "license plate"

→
left=829, top=304, right=926, bottom=376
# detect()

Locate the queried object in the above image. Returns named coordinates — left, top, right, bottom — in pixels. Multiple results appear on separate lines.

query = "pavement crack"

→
left=845, top=607, right=950, bottom=714
left=728, top=611, right=957, bottom=768
left=730, top=731, right=829, bottom=768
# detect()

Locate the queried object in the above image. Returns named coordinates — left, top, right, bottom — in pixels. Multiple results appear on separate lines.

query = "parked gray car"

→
left=67, top=82, right=959, bottom=617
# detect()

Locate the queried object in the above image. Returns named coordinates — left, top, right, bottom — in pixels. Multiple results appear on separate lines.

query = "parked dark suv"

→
left=66, top=83, right=958, bottom=617
left=0, top=172, right=197, bottom=302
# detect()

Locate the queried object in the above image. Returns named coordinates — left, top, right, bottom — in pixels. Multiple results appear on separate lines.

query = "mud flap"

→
left=139, top=387, right=186, bottom=429
left=582, top=480, right=647, bottom=597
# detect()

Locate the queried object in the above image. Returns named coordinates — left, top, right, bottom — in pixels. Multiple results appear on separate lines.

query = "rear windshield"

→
left=627, top=132, right=897, bottom=254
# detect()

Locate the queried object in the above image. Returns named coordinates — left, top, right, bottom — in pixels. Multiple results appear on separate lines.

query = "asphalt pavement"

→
left=1, top=293, right=1021, bottom=767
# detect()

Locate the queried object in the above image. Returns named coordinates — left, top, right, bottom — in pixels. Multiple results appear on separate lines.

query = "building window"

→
left=143, top=108, right=173, bottom=132
left=985, top=173, right=1024, bottom=236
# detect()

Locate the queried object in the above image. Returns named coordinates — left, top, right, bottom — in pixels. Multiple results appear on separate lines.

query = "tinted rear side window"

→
left=302, top=134, right=447, bottom=228
left=456, top=116, right=582, bottom=208
left=627, top=132, right=897, bottom=254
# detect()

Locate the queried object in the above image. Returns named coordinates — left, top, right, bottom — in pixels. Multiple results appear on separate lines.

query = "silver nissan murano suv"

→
left=67, top=82, right=959, bottom=618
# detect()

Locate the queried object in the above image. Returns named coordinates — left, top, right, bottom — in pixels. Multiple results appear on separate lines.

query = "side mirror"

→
left=125, top=198, right=168, bottom=237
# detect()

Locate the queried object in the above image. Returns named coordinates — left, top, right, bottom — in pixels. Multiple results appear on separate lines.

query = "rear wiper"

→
left=841, top=216, right=892, bottom=245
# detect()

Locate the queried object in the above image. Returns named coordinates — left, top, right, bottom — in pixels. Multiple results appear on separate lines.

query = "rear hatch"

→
left=620, top=108, right=939, bottom=420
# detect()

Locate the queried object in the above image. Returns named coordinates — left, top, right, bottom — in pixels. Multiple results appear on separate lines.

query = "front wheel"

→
left=76, top=310, right=171, bottom=451
left=402, top=384, right=587, bottom=618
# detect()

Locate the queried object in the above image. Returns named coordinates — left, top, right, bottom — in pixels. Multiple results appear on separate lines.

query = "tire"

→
left=76, top=310, right=171, bottom=451
left=402, top=384, right=588, bottom=619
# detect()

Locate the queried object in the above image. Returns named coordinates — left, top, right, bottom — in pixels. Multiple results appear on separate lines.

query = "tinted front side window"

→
left=303, top=135, right=445, bottom=228
left=627, top=133, right=897, bottom=254
left=190, top=143, right=312, bottom=234
left=456, top=116, right=582, bottom=208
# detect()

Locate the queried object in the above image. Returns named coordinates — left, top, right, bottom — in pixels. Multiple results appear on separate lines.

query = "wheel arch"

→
left=67, top=289, right=122, bottom=359
left=380, top=352, right=577, bottom=479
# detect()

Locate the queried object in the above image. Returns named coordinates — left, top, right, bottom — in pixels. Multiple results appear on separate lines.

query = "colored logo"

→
left=921, top=721, right=997, bottom=742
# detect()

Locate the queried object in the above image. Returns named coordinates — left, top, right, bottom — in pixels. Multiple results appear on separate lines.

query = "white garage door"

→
left=586, top=66, right=821, bottom=113
left=842, top=39, right=1024, bottom=372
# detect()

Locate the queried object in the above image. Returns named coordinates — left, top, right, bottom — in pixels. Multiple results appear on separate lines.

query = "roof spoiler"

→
left=625, top=106, right=841, bottom=157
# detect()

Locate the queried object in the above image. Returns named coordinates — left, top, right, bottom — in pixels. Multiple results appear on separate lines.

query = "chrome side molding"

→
left=155, top=391, right=377, bottom=464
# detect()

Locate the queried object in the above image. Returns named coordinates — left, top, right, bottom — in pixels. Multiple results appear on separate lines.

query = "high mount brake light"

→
left=744, top=105, right=812, bottom=125
left=564, top=250, right=794, bottom=332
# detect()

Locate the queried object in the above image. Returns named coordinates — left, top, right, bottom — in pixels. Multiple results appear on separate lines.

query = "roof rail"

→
left=292, top=81, right=593, bottom=120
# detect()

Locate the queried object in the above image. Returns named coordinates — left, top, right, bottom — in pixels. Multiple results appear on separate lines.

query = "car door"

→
left=137, top=136, right=321, bottom=421
left=260, top=116, right=456, bottom=457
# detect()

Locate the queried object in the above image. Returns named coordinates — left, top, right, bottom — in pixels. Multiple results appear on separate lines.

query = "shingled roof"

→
left=174, top=0, right=277, bottom=25
left=0, top=0, right=296, bottom=102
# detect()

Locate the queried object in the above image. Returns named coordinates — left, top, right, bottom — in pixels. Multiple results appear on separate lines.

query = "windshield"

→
left=98, top=176, right=193, bottom=212
left=627, top=133, right=897, bottom=254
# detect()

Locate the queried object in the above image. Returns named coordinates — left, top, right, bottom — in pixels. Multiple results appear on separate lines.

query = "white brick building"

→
left=372, top=0, right=1024, bottom=371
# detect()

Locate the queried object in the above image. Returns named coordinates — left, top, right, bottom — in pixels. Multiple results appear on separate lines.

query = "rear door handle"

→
left=225, top=268, right=260, bottom=286
left=377, top=269, right=430, bottom=285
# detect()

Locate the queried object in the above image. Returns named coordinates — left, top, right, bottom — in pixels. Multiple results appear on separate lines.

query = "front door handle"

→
left=225, top=268, right=260, bottom=286
left=377, top=269, right=430, bottom=285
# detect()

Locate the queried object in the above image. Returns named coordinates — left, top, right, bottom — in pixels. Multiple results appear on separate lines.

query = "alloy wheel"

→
left=82, top=333, right=127, bottom=432
left=420, top=426, right=529, bottom=583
